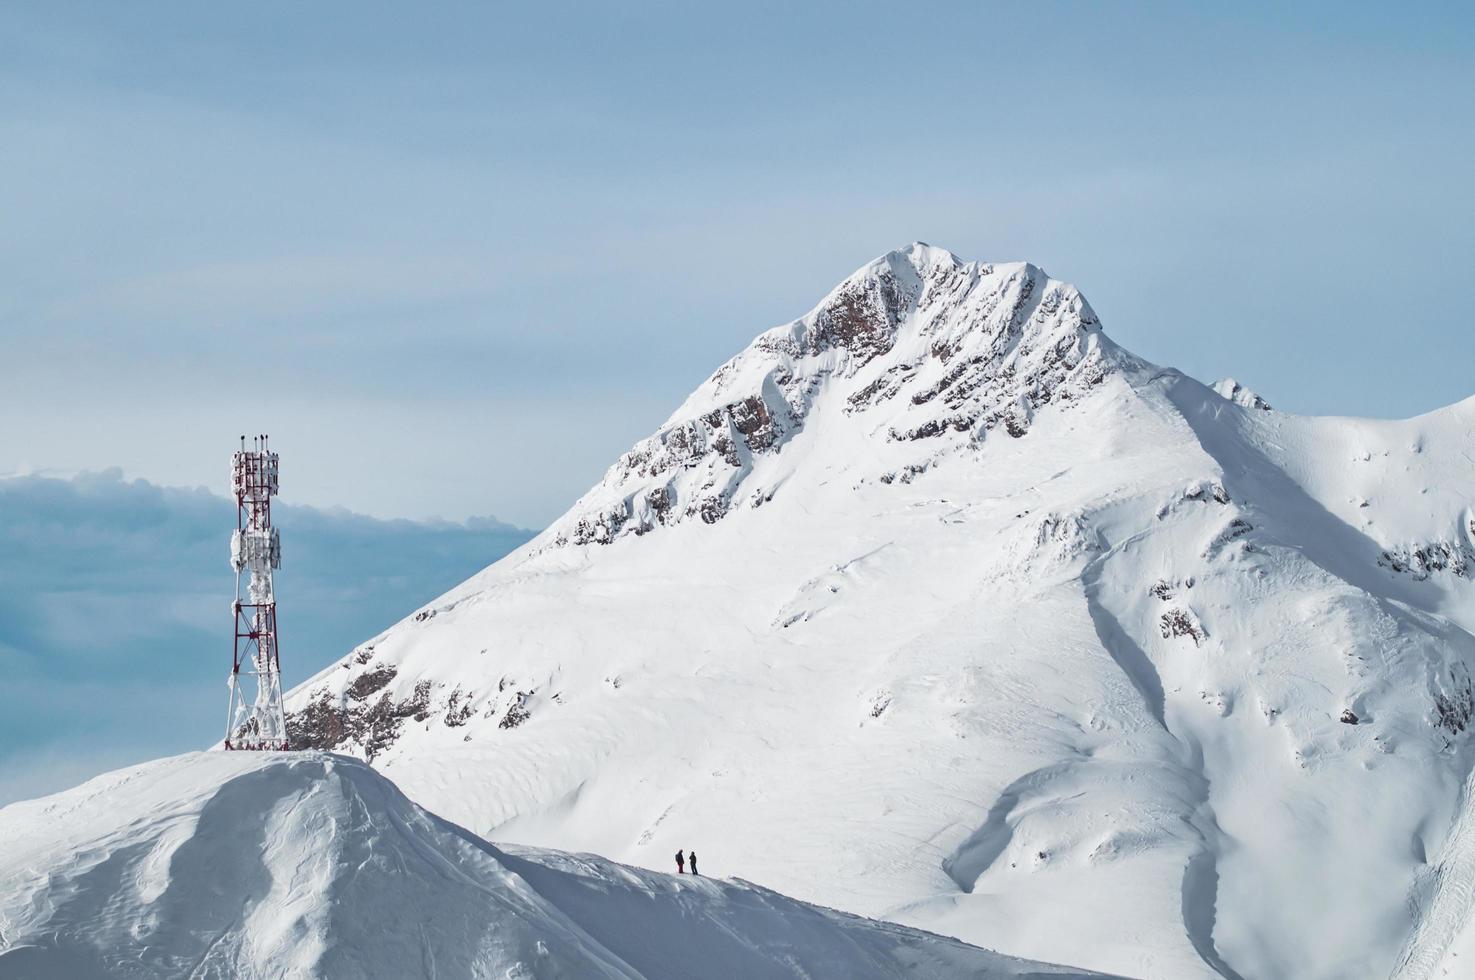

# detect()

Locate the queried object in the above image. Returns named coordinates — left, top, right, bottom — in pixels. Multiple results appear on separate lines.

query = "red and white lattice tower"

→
left=225, top=434, right=288, bottom=750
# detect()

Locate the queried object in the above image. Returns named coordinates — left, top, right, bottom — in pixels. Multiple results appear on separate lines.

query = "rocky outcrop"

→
left=286, top=665, right=433, bottom=760
left=1160, top=608, right=1206, bottom=645
left=1204, top=518, right=1254, bottom=558
left=552, top=245, right=1119, bottom=547
left=499, top=690, right=534, bottom=729
left=1379, top=540, right=1474, bottom=580
left=807, top=265, right=909, bottom=365
left=1436, top=670, right=1475, bottom=734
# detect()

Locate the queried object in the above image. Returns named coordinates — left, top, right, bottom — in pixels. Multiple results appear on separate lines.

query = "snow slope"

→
left=0, top=751, right=1104, bottom=980
left=279, top=244, right=1475, bottom=979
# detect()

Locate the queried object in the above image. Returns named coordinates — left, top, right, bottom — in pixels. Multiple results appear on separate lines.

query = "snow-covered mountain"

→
left=280, top=244, right=1475, bottom=979
left=0, top=751, right=1101, bottom=979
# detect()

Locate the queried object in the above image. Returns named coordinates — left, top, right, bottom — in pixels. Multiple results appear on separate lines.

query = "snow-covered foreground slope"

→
left=279, top=245, right=1475, bottom=979
left=0, top=751, right=1104, bottom=980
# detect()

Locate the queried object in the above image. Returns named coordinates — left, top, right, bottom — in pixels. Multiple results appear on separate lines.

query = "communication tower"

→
left=225, top=434, right=288, bottom=750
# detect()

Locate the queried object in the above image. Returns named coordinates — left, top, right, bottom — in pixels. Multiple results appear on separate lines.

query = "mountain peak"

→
left=835, top=244, right=1057, bottom=319
left=868, top=241, right=966, bottom=277
left=551, top=246, right=1117, bottom=546
left=275, top=242, right=1475, bottom=979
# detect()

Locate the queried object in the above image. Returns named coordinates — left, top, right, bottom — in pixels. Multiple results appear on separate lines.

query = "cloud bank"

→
left=0, top=470, right=534, bottom=804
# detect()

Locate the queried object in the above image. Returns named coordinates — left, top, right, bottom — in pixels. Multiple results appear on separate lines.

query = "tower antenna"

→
left=225, top=433, right=288, bottom=749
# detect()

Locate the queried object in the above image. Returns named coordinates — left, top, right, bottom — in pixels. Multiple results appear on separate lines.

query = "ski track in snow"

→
left=1392, top=757, right=1475, bottom=979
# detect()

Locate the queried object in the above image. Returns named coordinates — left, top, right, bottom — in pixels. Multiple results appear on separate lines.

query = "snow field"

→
left=0, top=751, right=1107, bottom=979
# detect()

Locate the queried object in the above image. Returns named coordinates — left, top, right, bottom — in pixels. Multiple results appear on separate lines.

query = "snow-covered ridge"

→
left=553, top=243, right=1119, bottom=545
left=0, top=752, right=1107, bottom=980
left=278, top=245, right=1475, bottom=979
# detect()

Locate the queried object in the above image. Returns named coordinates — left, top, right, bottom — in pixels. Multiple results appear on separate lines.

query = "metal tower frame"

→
left=225, top=434, right=288, bottom=750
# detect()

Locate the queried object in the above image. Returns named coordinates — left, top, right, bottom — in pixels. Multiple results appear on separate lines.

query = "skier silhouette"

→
left=675, top=849, right=685, bottom=874
left=689, top=850, right=699, bottom=876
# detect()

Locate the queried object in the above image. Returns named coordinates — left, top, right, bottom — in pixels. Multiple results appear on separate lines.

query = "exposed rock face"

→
left=1436, top=671, right=1475, bottom=734
left=286, top=664, right=432, bottom=761
left=1159, top=608, right=1206, bottom=645
left=443, top=686, right=474, bottom=727
left=552, top=244, right=1119, bottom=546
left=1379, top=540, right=1474, bottom=580
left=560, top=388, right=796, bottom=545
left=1204, top=518, right=1254, bottom=559
left=499, top=690, right=534, bottom=729
left=285, top=651, right=555, bottom=759
left=808, top=265, right=908, bottom=364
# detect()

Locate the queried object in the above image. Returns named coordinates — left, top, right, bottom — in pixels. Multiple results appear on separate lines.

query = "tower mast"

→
left=225, top=434, right=288, bottom=750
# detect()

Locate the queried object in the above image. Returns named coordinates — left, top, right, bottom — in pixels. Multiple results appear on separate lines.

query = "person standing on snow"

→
left=689, top=851, right=699, bottom=876
left=675, top=849, right=685, bottom=874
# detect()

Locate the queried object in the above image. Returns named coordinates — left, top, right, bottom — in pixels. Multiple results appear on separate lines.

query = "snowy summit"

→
left=5, top=244, right=1474, bottom=980
left=276, top=245, right=1475, bottom=979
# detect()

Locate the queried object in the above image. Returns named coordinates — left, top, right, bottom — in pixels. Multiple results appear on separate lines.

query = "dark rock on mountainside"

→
left=551, top=246, right=1117, bottom=547
left=287, top=665, right=432, bottom=759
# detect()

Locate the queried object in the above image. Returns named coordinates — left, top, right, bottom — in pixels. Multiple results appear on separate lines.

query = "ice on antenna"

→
left=224, top=434, right=289, bottom=750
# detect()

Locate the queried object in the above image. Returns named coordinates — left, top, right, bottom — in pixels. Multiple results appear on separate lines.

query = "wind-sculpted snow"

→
left=1210, top=378, right=1271, bottom=412
left=0, top=752, right=1107, bottom=980
left=278, top=246, right=1475, bottom=978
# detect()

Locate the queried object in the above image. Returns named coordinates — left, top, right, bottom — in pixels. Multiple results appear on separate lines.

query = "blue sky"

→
left=2, top=2, right=1471, bottom=527
left=1, top=4, right=1472, bottom=798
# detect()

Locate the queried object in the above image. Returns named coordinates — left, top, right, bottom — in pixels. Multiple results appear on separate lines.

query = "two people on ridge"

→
left=675, top=849, right=698, bottom=875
